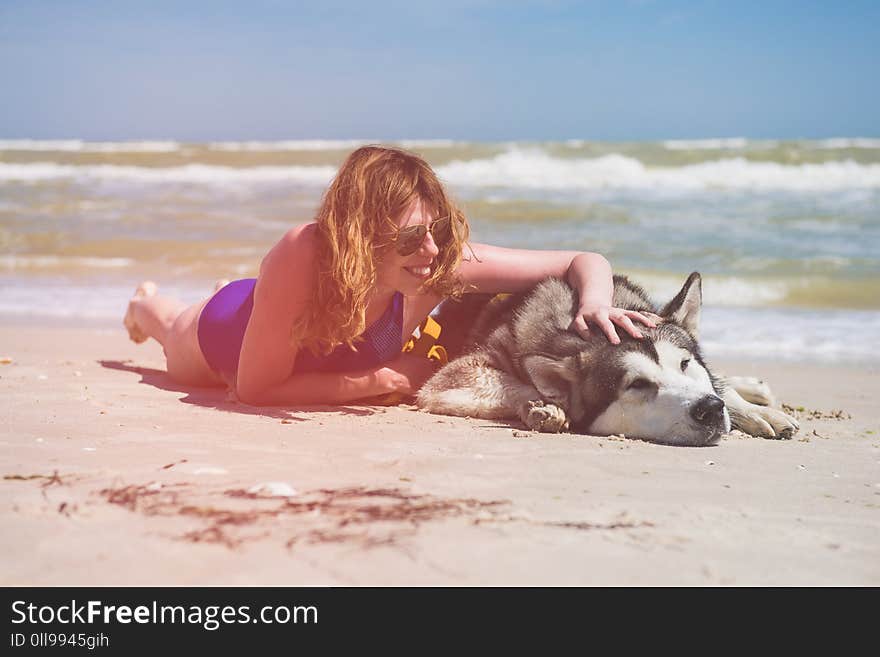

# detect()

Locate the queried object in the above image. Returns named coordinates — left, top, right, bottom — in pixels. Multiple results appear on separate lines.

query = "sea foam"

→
left=700, top=306, right=880, bottom=364
left=0, top=256, right=134, bottom=270
left=0, top=138, right=465, bottom=153
left=436, top=150, right=880, bottom=192
left=0, top=140, right=181, bottom=152
left=208, top=139, right=370, bottom=151
left=815, top=137, right=880, bottom=149
left=4, top=153, right=880, bottom=192
left=631, top=273, right=790, bottom=307
left=207, top=139, right=463, bottom=151
left=662, top=138, right=752, bottom=150
left=4, top=147, right=880, bottom=192
left=0, top=162, right=337, bottom=185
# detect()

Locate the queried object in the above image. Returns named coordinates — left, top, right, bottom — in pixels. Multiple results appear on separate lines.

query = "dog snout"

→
left=690, top=395, right=725, bottom=426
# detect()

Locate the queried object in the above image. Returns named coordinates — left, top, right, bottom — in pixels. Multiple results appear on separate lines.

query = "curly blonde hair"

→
left=291, top=145, right=471, bottom=354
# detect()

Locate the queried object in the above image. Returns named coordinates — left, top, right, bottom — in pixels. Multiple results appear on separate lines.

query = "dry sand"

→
left=2, top=323, right=878, bottom=586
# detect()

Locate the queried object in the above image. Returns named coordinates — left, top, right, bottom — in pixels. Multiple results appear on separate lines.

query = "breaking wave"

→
left=3, top=151, right=880, bottom=192
left=0, top=138, right=466, bottom=153
left=0, top=162, right=337, bottom=185
left=700, top=306, right=880, bottom=364
left=815, top=138, right=880, bottom=149
left=436, top=150, right=880, bottom=192
left=207, top=139, right=369, bottom=151
left=208, top=139, right=464, bottom=151
left=0, top=140, right=181, bottom=152
left=0, top=255, right=135, bottom=270
left=662, top=138, right=754, bottom=150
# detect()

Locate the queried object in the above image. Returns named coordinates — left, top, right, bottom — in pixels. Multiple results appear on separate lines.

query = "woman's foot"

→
left=123, top=281, right=158, bottom=343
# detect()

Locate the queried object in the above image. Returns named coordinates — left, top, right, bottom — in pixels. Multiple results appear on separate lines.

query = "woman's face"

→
left=374, top=197, right=441, bottom=297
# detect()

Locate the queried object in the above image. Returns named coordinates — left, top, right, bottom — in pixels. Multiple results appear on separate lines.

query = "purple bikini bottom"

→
left=197, top=278, right=404, bottom=382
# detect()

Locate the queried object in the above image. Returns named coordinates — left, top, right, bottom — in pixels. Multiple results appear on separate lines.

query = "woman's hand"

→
left=381, top=353, right=442, bottom=395
left=562, top=252, right=661, bottom=344
left=569, top=305, right=661, bottom=344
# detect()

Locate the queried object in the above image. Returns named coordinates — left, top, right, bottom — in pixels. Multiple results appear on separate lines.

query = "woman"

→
left=124, top=145, right=656, bottom=406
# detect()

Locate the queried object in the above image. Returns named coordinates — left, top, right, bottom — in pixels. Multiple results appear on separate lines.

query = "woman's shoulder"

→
left=272, top=222, right=318, bottom=258
left=254, top=223, right=319, bottom=309
left=260, top=223, right=318, bottom=277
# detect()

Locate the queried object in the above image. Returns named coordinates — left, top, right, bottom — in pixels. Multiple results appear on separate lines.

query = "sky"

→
left=1, top=0, right=878, bottom=141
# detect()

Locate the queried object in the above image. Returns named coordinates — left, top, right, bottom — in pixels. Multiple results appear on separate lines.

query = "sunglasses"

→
left=392, top=215, right=451, bottom=256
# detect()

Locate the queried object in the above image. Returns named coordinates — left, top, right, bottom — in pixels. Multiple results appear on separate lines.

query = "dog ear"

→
left=521, top=354, right=578, bottom=409
left=660, top=271, right=702, bottom=338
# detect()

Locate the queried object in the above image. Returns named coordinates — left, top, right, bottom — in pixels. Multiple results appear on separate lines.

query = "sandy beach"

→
left=1, top=322, right=878, bottom=586
left=4, top=0, right=879, bottom=594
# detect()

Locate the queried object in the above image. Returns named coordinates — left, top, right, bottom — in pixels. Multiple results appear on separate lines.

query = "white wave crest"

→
left=208, top=139, right=369, bottom=152
left=4, top=150, right=880, bottom=192
left=396, top=139, right=464, bottom=148
left=0, top=140, right=181, bottom=152
left=700, top=307, right=880, bottom=364
left=0, top=279, right=205, bottom=320
left=626, top=273, right=789, bottom=307
left=0, top=138, right=466, bottom=153
left=815, top=137, right=880, bottom=149
left=0, top=162, right=336, bottom=185
left=662, top=138, right=752, bottom=150
left=0, top=255, right=134, bottom=270
left=436, top=150, right=880, bottom=192
left=207, top=138, right=463, bottom=151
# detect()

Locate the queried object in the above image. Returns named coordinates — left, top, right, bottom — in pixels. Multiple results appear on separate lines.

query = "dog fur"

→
left=417, top=272, right=799, bottom=446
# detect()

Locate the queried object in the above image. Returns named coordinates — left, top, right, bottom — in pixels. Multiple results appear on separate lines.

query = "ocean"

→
left=1, top=138, right=879, bottom=364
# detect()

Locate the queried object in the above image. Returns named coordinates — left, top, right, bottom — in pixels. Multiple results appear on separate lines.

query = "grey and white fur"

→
left=416, top=272, right=799, bottom=447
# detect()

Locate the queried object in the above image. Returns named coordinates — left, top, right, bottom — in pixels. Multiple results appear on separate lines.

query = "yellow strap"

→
left=422, top=315, right=443, bottom=340
left=365, top=315, right=446, bottom=405
left=405, top=315, right=442, bottom=357
left=427, top=344, right=448, bottom=365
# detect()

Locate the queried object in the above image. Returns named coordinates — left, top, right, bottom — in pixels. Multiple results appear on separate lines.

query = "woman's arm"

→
left=234, top=225, right=313, bottom=405
left=238, top=353, right=437, bottom=406
left=457, top=242, right=655, bottom=343
left=457, top=242, right=583, bottom=294
left=235, top=224, right=437, bottom=406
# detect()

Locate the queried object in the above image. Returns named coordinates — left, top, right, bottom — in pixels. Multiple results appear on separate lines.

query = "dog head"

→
left=521, top=272, right=730, bottom=446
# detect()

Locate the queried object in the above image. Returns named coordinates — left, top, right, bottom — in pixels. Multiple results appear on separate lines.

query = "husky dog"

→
left=417, top=273, right=799, bottom=447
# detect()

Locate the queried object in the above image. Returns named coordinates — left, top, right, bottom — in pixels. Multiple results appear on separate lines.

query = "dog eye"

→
left=628, top=378, right=653, bottom=391
left=680, top=358, right=691, bottom=372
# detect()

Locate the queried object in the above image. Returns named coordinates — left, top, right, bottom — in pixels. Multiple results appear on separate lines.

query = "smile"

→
left=405, top=265, right=432, bottom=278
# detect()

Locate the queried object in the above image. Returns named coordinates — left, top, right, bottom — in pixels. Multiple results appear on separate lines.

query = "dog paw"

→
left=726, top=376, right=776, bottom=407
left=735, top=404, right=800, bottom=439
left=520, top=400, right=569, bottom=433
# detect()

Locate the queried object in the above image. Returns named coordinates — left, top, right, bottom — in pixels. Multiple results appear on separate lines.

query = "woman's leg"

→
left=124, top=281, right=225, bottom=387
left=123, top=281, right=181, bottom=345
